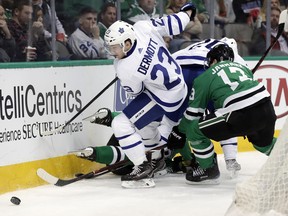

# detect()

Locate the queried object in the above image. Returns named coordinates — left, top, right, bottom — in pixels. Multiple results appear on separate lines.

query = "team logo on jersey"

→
left=255, top=64, right=288, bottom=119
left=118, top=27, right=124, bottom=34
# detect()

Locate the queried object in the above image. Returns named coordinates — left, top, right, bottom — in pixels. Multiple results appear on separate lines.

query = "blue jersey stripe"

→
left=121, top=140, right=142, bottom=150
left=172, top=14, right=183, bottom=33
left=117, top=133, right=133, bottom=140
left=176, top=55, right=206, bottom=61
left=167, top=15, right=173, bottom=35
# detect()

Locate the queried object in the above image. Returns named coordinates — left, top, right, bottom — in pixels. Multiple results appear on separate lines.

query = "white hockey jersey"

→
left=68, top=28, right=108, bottom=59
left=172, top=37, right=248, bottom=67
left=114, top=12, right=190, bottom=112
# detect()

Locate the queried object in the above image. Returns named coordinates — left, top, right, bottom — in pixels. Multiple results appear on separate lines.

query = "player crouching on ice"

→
left=70, top=108, right=194, bottom=177
left=77, top=4, right=196, bottom=188
left=167, top=44, right=277, bottom=185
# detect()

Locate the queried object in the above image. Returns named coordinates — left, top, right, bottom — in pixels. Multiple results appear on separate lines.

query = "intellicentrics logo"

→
left=0, top=83, right=82, bottom=119
left=0, top=83, right=83, bottom=143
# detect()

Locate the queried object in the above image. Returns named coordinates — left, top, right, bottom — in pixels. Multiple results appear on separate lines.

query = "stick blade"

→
left=37, top=168, right=59, bottom=185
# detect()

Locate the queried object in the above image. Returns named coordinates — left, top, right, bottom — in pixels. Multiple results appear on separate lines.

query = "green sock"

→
left=94, top=146, right=116, bottom=164
left=253, top=137, right=277, bottom=156
left=112, top=112, right=121, bottom=119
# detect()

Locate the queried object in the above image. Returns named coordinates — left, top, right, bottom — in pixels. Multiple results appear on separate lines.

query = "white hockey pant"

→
left=112, top=113, right=176, bottom=164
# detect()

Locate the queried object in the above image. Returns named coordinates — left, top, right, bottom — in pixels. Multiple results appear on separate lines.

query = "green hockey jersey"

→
left=182, top=60, right=271, bottom=122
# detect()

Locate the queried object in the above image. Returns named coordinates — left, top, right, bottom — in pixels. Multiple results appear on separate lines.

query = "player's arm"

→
left=178, top=79, right=209, bottom=137
left=147, top=3, right=196, bottom=37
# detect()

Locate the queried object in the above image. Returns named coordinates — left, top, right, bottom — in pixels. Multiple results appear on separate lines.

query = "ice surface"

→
left=0, top=152, right=267, bottom=216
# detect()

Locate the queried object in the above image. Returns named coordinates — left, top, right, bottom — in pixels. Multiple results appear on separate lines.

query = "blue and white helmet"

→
left=104, top=20, right=136, bottom=54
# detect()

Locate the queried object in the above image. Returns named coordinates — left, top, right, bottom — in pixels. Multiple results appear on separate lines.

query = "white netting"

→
left=225, top=117, right=288, bottom=216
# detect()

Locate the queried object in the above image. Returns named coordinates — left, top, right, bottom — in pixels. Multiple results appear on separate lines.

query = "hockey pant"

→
left=185, top=98, right=277, bottom=168
left=112, top=92, right=187, bottom=166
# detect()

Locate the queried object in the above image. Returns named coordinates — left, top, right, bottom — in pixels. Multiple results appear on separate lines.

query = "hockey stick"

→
left=37, top=158, right=129, bottom=186
left=37, top=145, right=166, bottom=186
left=42, top=77, right=119, bottom=136
left=252, top=9, right=288, bottom=74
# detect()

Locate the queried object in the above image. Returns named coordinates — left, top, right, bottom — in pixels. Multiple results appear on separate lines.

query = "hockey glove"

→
left=180, top=3, right=196, bottom=21
left=167, top=126, right=186, bottom=150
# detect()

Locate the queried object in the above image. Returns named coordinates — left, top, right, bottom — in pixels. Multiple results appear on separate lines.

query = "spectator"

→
left=1, top=0, right=13, bottom=19
left=166, top=0, right=202, bottom=53
left=259, top=0, right=281, bottom=22
left=193, top=0, right=209, bottom=23
left=97, top=2, right=117, bottom=39
left=0, top=3, right=15, bottom=61
left=232, top=0, right=262, bottom=25
left=7, top=0, right=51, bottom=61
left=250, top=6, right=288, bottom=55
left=123, top=0, right=161, bottom=24
left=32, top=0, right=66, bottom=42
left=31, top=5, right=52, bottom=61
left=68, top=6, right=108, bottom=60
left=215, top=0, right=236, bottom=26
left=122, top=0, right=171, bottom=48
left=120, top=0, right=135, bottom=15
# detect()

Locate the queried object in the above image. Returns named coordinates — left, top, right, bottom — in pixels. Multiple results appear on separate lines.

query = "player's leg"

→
left=113, top=93, right=165, bottom=186
left=206, top=100, right=241, bottom=174
left=181, top=118, right=221, bottom=184
left=243, top=100, right=277, bottom=155
left=70, top=134, right=134, bottom=175
left=136, top=120, right=167, bottom=176
left=220, top=137, right=241, bottom=175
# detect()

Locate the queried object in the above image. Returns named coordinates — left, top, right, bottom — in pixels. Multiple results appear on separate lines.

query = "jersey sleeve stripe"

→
left=171, top=14, right=183, bottom=33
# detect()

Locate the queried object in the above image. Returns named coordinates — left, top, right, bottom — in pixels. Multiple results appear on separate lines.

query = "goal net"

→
left=225, top=117, right=288, bottom=216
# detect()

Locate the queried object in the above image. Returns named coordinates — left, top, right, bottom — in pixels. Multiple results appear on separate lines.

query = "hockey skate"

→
left=83, top=108, right=112, bottom=126
left=186, top=154, right=220, bottom=185
left=69, top=147, right=97, bottom=162
left=225, top=159, right=241, bottom=178
left=151, top=153, right=167, bottom=177
left=121, top=161, right=155, bottom=189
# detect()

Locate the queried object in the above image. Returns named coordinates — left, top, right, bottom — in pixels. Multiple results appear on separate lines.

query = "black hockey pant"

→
left=199, top=98, right=277, bottom=153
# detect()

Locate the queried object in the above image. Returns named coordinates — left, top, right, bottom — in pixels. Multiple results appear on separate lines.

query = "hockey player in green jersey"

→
left=168, top=43, right=277, bottom=184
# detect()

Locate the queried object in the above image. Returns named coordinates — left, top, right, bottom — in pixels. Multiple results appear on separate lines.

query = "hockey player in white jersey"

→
left=172, top=37, right=245, bottom=176
left=104, top=3, right=196, bottom=188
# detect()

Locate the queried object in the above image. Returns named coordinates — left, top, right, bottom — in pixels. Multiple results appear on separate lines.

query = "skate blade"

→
left=82, top=113, right=96, bottom=122
left=121, top=178, right=155, bottom=189
left=226, top=170, right=239, bottom=179
left=154, top=169, right=168, bottom=177
left=185, top=178, right=220, bottom=185
left=82, top=111, right=108, bottom=122
left=68, top=149, right=92, bottom=157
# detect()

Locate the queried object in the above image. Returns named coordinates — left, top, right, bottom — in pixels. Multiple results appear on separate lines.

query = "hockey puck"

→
left=10, top=196, right=21, bottom=205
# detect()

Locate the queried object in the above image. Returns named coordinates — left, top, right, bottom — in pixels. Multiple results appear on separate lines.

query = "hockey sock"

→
left=112, top=112, right=121, bottom=119
left=253, top=137, right=277, bottom=156
left=95, top=146, right=128, bottom=164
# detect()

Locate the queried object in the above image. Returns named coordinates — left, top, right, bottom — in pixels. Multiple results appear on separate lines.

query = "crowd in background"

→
left=0, top=0, right=287, bottom=62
